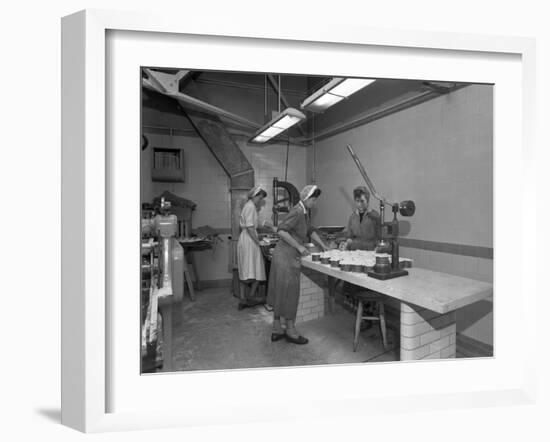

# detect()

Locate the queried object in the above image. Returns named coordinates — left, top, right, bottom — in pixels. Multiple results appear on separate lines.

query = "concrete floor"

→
left=164, top=287, right=400, bottom=372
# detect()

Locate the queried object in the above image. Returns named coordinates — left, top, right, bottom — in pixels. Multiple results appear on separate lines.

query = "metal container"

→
left=400, top=259, right=412, bottom=269
left=320, top=256, right=331, bottom=265
left=351, top=263, right=363, bottom=273
left=374, top=255, right=391, bottom=274
left=340, top=263, right=352, bottom=272
left=311, top=253, right=321, bottom=262
left=330, top=259, right=341, bottom=268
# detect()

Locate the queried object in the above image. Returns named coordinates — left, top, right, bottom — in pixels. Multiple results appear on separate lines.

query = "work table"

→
left=298, top=256, right=493, bottom=360
left=301, top=257, right=492, bottom=314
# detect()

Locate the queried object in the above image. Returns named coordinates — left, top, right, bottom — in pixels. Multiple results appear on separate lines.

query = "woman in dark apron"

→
left=267, top=185, right=329, bottom=345
left=339, top=186, right=380, bottom=251
left=339, top=185, right=381, bottom=328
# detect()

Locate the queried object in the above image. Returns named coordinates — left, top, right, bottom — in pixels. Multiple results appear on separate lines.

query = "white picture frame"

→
left=61, top=9, right=538, bottom=433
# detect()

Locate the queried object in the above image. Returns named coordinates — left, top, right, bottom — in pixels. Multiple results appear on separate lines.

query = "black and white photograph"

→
left=140, top=68, right=494, bottom=373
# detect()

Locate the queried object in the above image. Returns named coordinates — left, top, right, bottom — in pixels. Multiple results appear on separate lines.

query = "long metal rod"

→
left=142, top=124, right=238, bottom=137
left=346, top=144, right=392, bottom=205
left=264, top=75, right=267, bottom=121
left=278, top=75, right=281, bottom=113
left=141, top=124, right=309, bottom=147
left=285, top=136, right=289, bottom=182
left=267, top=74, right=290, bottom=109
left=172, top=93, right=261, bottom=129
left=312, top=114, right=316, bottom=184
left=195, top=76, right=306, bottom=98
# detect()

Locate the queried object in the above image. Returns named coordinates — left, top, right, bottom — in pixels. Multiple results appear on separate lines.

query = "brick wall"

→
left=296, top=267, right=327, bottom=323
left=400, top=303, right=456, bottom=360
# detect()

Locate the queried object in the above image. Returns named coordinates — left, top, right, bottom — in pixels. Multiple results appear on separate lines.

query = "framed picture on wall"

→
left=61, top=9, right=538, bottom=433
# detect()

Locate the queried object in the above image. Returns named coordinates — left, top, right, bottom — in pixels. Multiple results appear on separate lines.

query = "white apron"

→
left=237, top=200, right=266, bottom=281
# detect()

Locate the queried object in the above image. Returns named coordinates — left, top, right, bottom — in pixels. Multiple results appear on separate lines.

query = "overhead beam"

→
left=144, top=68, right=260, bottom=129
left=143, top=69, right=190, bottom=94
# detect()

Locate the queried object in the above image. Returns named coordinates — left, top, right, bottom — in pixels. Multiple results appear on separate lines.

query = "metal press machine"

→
left=141, top=197, right=184, bottom=371
left=346, top=144, right=416, bottom=280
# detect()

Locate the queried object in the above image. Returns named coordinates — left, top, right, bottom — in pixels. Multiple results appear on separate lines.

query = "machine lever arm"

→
left=346, top=144, right=392, bottom=206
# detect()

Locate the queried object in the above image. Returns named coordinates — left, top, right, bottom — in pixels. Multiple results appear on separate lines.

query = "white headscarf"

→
left=300, top=184, right=319, bottom=201
left=247, top=185, right=264, bottom=199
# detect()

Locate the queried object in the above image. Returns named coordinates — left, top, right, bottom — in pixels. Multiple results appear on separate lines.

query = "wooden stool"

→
left=352, top=291, right=388, bottom=352
left=181, top=247, right=196, bottom=301
left=186, top=250, right=202, bottom=291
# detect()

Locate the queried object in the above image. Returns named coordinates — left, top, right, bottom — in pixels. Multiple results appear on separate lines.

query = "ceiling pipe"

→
left=193, top=76, right=306, bottom=98
left=264, top=75, right=268, bottom=123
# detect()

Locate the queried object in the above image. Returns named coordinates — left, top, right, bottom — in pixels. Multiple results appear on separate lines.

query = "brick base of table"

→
left=400, top=303, right=456, bottom=360
left=296, top=268, right=328, bottom=324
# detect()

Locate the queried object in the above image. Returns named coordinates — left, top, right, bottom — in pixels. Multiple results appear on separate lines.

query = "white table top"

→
left=301, top=257, right=492, bottom=314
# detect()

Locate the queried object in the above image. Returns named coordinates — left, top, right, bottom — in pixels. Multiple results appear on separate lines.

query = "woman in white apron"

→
left=237, top=185, right=272, bottom=310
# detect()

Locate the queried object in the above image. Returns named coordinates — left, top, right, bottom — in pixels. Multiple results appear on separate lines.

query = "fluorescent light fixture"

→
left=249, top=108, right=306, bottom=144
left=301, top=77, right=376, bottom=112
left=308, top=93, right=344, bottom=109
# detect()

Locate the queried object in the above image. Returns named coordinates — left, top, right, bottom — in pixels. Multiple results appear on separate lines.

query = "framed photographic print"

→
left=61, top=9, right=537, bottom=433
